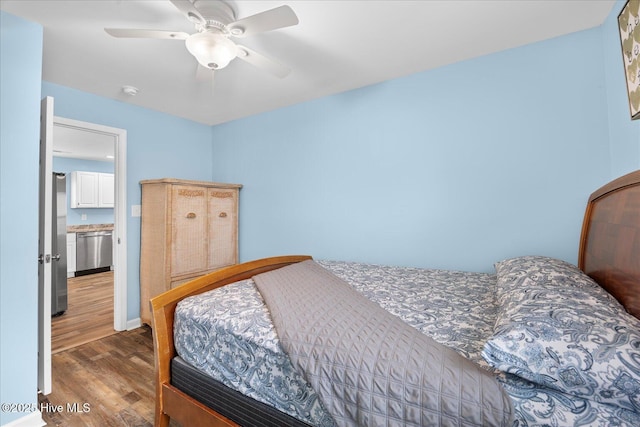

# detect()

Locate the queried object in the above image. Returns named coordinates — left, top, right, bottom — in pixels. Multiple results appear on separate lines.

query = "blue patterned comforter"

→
left=174, top=258, right=640, bottom=426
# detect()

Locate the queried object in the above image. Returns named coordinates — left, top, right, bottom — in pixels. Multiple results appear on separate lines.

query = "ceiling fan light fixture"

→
left=186, top=32, right=237, bottom=70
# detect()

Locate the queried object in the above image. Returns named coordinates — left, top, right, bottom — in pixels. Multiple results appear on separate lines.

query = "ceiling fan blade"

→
left=170, top=0, right=206, bottom=26
left=105, top=28, right=189, bottom=40
left=236, top=45, right=291, bottom=78
left=228, top=5, right=298, bottom=38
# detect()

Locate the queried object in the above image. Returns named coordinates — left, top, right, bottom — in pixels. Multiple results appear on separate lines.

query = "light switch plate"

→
left=131, top=204, right=141, bottom=217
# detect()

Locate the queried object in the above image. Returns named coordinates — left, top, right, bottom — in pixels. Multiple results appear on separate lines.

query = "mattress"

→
left=171, top=356, right=313, bottom=427
left=173, top=259, right=640, bottom=426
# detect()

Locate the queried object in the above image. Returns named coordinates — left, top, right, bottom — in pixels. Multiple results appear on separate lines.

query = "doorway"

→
left=39, top=99, right=127, bottom=393
left=52, top=116, right=127, bottom=331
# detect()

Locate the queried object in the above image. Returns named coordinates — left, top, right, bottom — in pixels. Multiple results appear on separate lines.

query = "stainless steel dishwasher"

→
left=76, top=230, right=113, bottom=275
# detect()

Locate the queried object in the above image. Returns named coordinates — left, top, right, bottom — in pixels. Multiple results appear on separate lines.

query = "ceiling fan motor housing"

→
left=192, top=0, right=236, bottom=26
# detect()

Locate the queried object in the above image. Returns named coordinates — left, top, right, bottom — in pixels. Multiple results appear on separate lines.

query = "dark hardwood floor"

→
left=41, top=273, right=181, bottom=426
left=39, top=326, right=157, bottom=427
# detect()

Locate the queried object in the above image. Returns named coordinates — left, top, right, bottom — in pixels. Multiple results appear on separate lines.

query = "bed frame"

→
left=579, top=169, right=640, bottom=318
left=151, top=170, right=640, bottom=427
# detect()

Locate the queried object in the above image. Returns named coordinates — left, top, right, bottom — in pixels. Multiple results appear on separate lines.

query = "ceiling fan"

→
left=105, top=0, right=299, bottom=78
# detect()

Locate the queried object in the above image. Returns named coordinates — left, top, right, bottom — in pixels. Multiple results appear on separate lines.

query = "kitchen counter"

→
left=67, top=223, right=114, bottom=233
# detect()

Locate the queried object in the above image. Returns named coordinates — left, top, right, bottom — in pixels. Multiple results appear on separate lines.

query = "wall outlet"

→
left=131, top=205, right=141, bottom=217
left=81, top=214, right=87, bottom=221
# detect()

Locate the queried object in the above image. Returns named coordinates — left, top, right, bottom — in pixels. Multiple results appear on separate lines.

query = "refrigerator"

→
left=52, top=172, right=68, bottom=316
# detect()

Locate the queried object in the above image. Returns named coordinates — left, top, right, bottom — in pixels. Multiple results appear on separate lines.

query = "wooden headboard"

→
left=579, top=170, right=640, bottom=319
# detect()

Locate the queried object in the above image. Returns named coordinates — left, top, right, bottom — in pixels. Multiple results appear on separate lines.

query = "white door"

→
left=38, top=96, right=53, bottom=395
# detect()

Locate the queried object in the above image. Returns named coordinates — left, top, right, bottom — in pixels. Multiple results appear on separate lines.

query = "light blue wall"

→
left=2, top=7, right=639, bottom=422
left=210, top=26, right=612, bottom=272
left=41, top=82, right=214, bottom=320
left=52, top=157, right=115, bottom=226
left=603, top=0, right=640, bottom=176
left=0, top=11, right=42, bottom=426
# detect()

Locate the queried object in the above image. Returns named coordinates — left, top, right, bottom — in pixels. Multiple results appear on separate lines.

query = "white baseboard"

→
left=1, top=411, right=45, bottom=427
left=126, top=317, right=142, bottom=330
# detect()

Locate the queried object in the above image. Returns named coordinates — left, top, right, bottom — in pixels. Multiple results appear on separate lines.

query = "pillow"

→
left=483, top=256, right=640, bottom=413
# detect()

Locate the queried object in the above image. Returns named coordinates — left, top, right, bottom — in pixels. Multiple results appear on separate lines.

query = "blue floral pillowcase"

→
left=482, top=256, right=640, bottom=413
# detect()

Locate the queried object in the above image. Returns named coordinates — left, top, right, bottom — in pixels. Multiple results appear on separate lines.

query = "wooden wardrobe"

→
left=139, top=178, right=242, bottom=325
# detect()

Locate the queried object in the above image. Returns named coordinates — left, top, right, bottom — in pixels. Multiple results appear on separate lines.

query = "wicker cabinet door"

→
left=171, top=186, right=208, bottom=276
left=208, top=189, right=238, bottom=269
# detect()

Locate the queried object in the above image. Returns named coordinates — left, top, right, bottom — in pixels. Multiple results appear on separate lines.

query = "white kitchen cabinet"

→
left=71, top=171, right=98, bottom=207
left=98, top=173, right=114, bottom=207
left=70, top=171, right=114, bottom=208
left=67, top=232, right=76, bottom=277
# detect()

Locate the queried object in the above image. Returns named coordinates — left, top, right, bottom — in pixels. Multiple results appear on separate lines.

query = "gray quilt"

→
left=253, top=260, right=514, bottom=427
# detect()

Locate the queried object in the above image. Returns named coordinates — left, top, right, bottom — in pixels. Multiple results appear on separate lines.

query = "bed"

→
left=150, top=169, right=640, bottom=427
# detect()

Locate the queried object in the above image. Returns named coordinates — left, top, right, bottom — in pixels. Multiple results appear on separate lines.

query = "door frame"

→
left=52, top=115, right=128, bottom=331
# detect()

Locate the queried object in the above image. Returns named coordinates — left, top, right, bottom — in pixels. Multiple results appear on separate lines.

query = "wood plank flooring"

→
left=41, top=273, right=180, bottom=426
left=38, top=327, right=157, bottom=427
left=52, top=271, right=116, bottom=353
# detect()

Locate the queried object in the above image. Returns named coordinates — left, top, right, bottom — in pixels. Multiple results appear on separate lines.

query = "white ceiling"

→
left=2, top=0, right=616, bottom=128
left=52, top=122, right=115, bottom=162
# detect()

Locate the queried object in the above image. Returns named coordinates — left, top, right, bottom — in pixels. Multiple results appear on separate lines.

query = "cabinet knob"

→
left=219, top=212, right=227, bottom=218
left=186, top=212, right=196, bottom=219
